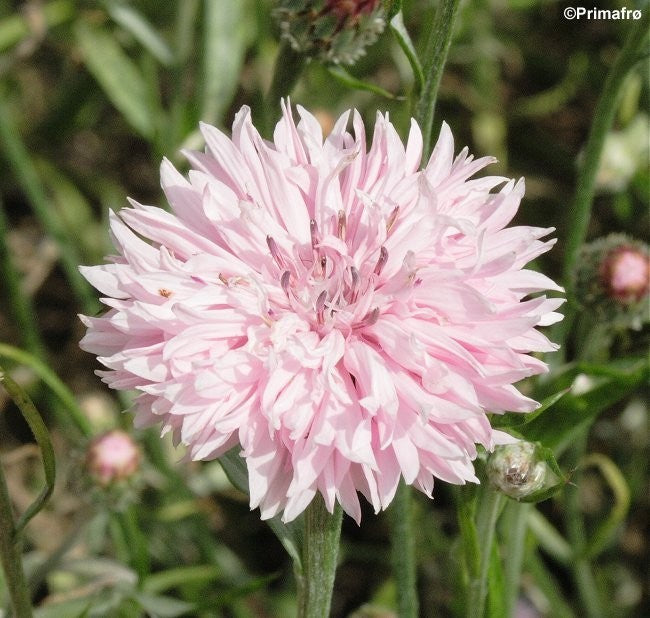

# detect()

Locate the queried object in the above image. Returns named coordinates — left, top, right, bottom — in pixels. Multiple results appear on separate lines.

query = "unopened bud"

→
left=274, top=0, right=385, bottom=65
left=600, top=244, right=649, bottom=303
left=487, top=441, right=561, bottom=502
left=573, top=234, right=649, bottom=331
left=86, top=430, right=141, bottom=487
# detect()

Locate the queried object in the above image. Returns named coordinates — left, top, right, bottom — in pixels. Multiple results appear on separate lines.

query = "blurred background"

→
left=0, top=0, right=648, bottom=616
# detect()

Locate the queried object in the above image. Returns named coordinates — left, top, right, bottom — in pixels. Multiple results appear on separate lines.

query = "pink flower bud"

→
left=86, top=430, right=141, bottom=487
left=600, top=245, right=649, bottom=303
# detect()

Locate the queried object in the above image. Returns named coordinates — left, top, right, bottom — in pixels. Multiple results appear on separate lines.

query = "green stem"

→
left=0, top=91, right=98, bottom=315
left=467, top=488, right=503, bottom=618
left=566, top=434, right=604, bottom=618
left=264, top=41, right=307, bottom=135
left=413, top=0, right=461, bottom=158
left=0, top=462, right=33, bottom=617
left=502, top=502, right=531, bottom=618
left=561, top=20, right=648, bottom=296
left=297, top=496, right=342, bottom=618
left=390, top=482, right=419, bottom=618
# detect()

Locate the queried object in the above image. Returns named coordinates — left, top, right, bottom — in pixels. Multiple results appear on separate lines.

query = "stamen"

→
left=337, top=210, right=346, bottom=241
left=218, top=273, right=228, bottom=285
left=320, top=256, right=328, bottom=277
left=316, top=290, right=327, bottom=324
left=355, top=307, right=380, bottom=329
left=281, top=270, right=291, bottom=296
left=266, top=235, right=285, bottom=268
left=310, top=219, right=319, bottom=250
left=374, top=246, right=388, bottom=276
left=349, top=266, right=360, bottom=302
left=315, top=290, right=327, bottom=311
left=386, top=206, right=399, bottom=232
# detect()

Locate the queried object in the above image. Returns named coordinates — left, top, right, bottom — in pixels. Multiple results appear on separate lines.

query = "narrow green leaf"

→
left=521, top=358, right=649, bottom=454
left=389, top=11, right=424, bottom=95
left=106, top=3, right=175, bottom=66
left=582, top=454, right=631, bottom=558
left=490, top=389, right=569, bottom=429
left=0, top=367, right=56, bottom=536
left=75, top=22, right=154, bottom=138
left=143, top=565, right=223, bottom=595
left=133, top=592, right=195, bottom=617
left=0, top=92, right=99, bottom=314
left=0, top=343, right=92, bottom=437
left=35, top=159, right=106, bottom=263
left=327, top=65, right=403, bottom=100
left=527, top=509, right=572, bottom=565
left=202, top=0, right=252, bottom=126
left=525, top=550, right=574, bottom=618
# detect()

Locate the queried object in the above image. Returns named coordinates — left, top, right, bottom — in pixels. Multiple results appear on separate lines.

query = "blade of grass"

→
left=389, top=11, right=424, bottom=96
left=327, top=65, right=403, bottom=100
left=0, top=91, right=98, bottom=315
left=0, top=343, right=92, bottom=437
left=0, top=366, right=56, bottom=536
left=74, top=22, right=155, bottom=139
left=0, top=461, right=33, bottom=617
left=202, top=0, right=251, bottom=127
left=105, top=2, right=175, bottom=66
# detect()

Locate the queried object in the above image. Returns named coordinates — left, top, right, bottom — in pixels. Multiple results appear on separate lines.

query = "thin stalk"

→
left=0, top=197, right=46, bottom=358
left=413, top=0, right=461, bottom=158
left=264, top=41, right=307, bottom=135
left=390, top=482, right=419, bottom=618
left=0, top=91, right=98, bottom=315
left=0, top=463, right=33, bottom=617
left=118, top=505, right=150, bottom=582
left=297, top=496, right=343, bottom=618
left=467, top=488, right=503, bottom=618
left=502, top=502, right=532, bottom=617
left=0, top=343, right=92, bottom=438
left=566, top=433, right=604, bottom=618
left=561, top=20, right=648, bottom=296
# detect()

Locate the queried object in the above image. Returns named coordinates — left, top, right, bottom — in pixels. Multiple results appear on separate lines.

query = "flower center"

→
left=265, top=211, right=399, bottom=335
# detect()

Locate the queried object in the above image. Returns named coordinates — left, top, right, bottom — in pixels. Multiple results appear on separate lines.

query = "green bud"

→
left=487, top=441, right=564, bottom=502
left=274, top=0, right=386, bottom=65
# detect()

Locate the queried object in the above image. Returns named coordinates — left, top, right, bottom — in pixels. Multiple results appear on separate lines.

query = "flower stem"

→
left=561, top=20, right=648, bottom=295
left=264, top=41, right=307, bottom=135
left=467, top=487, right=503, bottom=618
left=502, top=502, right=532, bottom=617
left=297, top=496, right=342, bottom=618
left=390, top=481, right=419, bottom=618
left=413, top=0, right=461, bottom=158
left=566, top=433, right=604, bottom=618
left=0, top=463, right=33, bottom=617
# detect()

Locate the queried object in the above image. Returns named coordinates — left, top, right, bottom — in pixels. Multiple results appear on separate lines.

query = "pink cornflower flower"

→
left=79, top=103, right=563, bottom=523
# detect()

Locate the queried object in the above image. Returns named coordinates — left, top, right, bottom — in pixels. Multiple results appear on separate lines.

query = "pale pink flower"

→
left=79, top=103, right=563, bottom=523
